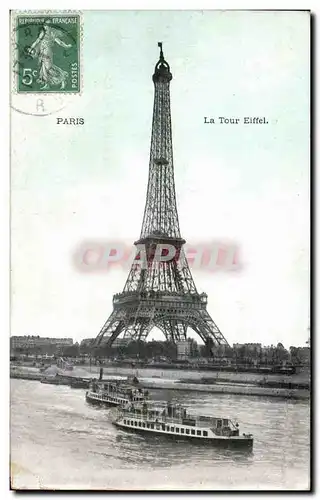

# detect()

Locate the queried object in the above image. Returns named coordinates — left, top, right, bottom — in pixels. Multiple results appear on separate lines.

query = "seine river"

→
left=10, top=379, right=310, bottom=490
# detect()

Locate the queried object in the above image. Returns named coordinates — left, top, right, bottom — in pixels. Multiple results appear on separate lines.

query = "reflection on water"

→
left=10, top=380, right=310, bottom=490
left=114, top=431, right=253, bottom=468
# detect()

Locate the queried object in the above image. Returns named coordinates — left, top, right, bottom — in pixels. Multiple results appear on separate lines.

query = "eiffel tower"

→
left=92, top=43, right=229, bottom=352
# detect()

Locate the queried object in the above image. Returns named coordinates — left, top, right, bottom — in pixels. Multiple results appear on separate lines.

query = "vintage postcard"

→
left=10, top=10, right=311, bottom=491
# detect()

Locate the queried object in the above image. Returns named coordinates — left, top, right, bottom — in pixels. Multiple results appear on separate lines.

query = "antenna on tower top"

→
left=158, top=42, right=164, bottom=61
left=153, top=42, right=172, bottom=82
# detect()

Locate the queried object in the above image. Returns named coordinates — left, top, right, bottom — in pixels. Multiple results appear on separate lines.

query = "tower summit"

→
left=92, top=44, right=229, bottom=351
left=152, top=42, right=172, bottom=83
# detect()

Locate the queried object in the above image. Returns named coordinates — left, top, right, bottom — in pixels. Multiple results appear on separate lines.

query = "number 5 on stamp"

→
left=14, top=13, right=81, bottom=93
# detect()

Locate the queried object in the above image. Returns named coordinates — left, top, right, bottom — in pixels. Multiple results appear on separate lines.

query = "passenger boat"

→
left=85, top=379, right=148, bottom=407
left=113, top=401, right=253, bottom=448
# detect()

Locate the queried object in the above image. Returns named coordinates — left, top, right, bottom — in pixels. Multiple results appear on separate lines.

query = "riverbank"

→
left=78, top=363, right=310, bottom=387
left=141, top=379, right=309, bottom=400
left=10, top=363, right=310, bottom=400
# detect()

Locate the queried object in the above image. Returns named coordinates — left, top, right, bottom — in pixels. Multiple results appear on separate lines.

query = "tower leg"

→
left=193, top=309, right=228, bottom=346
left=94, top=310, right=125, bottom=348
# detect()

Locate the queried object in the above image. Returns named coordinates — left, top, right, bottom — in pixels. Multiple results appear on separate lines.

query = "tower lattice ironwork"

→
left=92, top=43, right=229, bottom=351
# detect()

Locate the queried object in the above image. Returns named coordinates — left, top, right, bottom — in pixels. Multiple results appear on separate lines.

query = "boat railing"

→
left=211, top=424, right=240, bottom=437
left=91, top=384, right=144, bottom=398
left=119, top=409, right=215, bottom=428
left=197, top=415, right=213, bottom=423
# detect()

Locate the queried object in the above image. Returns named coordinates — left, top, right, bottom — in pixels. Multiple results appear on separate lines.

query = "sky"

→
left=11, top=10, right=310, bottom=348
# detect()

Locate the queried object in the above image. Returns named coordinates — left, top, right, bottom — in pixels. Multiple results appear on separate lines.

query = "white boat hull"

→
left=113, top=418, right=253, bottom=448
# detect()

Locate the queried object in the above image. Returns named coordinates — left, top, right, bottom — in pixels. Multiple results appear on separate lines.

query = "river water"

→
left=10, top=379, right=310, bottom=490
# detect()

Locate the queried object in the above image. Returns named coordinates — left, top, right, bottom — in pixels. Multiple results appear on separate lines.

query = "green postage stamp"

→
left=12, top=12, right=81, bottom=93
